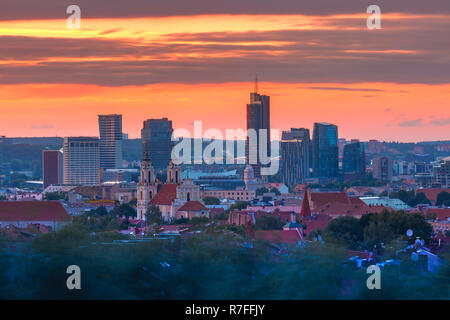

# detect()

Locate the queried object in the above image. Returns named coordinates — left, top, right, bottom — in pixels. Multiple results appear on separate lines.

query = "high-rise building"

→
left=312, top=122, right=339, bottom=181
left=372, top=156, right=393, bottom=181
left=280, top=128, right=311, bottom=186
left=63, top=137, right=100, bottom=185
left=246, top=77, right=270, bottom=178
left=141, top=118, right=174, bottom=173
left=42, top=150, right=63, bottom=189
left=343, top=142, right=366, bottom=181
left=98, top=114, right=123, bottom=169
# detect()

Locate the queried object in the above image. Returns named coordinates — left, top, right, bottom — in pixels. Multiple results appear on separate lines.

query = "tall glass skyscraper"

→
left=343, top=141, right=366, bottom=181
left=141, top=118, right=173, bottom=173
left=312, top=122, right=339, bottom=180
left=246, top=86, right=270, bottom=178
left=280, top=128, right=311, bottom=186
left=98, top=114, right=123, bottom=169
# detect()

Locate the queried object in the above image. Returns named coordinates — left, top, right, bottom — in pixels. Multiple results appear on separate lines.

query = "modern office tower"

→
left=98, top=114, right=123, bottom=169
left=312, top=122, right=339, bottom=181
left=343, top=141, right=366, bottom=181
left=141, top=118, right=173, bottom=173
left=372, top=156, right=393, bottom=181
left=63, top=137, right=100, bottom=185
left=42, top=150, right=63, bottom=189
left=280, top=128, right=311, bottom=186
left=246, top=77, right=270, bottom=178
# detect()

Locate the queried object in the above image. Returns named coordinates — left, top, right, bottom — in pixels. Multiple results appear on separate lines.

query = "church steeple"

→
left=167, top=160, right=181, bottom=184
left=139, top=158, right=155, bottom=186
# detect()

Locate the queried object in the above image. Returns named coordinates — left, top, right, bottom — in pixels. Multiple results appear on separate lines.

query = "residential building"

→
left=42, top=150, right=63, bottom=189
left=372, top=156, right=393, bottom=181
left=98, top=114, right=123, bottom=169
left=0, top=201, right=71, bottom=231
left=63, top=137, right=100, bottom=185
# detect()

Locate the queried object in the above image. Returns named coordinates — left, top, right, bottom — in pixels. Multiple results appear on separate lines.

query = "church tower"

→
left=166, top=160, right=181, bottom=184
left=137, top=158, right=158, bottom=220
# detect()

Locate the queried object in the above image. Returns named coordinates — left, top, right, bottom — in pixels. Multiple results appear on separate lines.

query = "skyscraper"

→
left=312, top=122, right=339, bottom=181
left=63, top=137, right=100, bottom=185
left=141, top=118, right=173, bottom=173
left=372, top=156, right=393, bottom=181
left=246, top=77, right=270, bottom=178
left=343, top=141, right=366, bottom=181
left=280, top=128, right=311, bottom=186
left=42, top=150, right=63, bottom=189
left=98, top=114, right=123, bottom=169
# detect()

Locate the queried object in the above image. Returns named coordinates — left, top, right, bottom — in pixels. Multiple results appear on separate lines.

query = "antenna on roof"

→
left=254, top=74, right=258, bottom=93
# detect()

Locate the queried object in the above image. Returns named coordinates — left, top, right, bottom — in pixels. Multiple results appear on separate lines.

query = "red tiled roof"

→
left=301, top=214, right=332, bottom=233
left=349, top=197, right=366, bottom=205
left=426, top=208, right=450, bottom=220
left=312, top=203, right=370, bottom=218
left=150, top=184, right=178, bottom=205
left=301, top=189, right=311, bottom=217
left=178, top=201, right=207, bottom=212
left=417, top=189, right=450, bottom=202
left=310, top=192, right=350, bottom=208
left=254, top=229, right=302, bottom=244
left=0, top=201, right=71, bottom=221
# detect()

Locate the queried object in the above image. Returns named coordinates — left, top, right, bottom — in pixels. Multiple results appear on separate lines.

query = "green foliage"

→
left=324, top=209, right=433, bottom=250
left=255, top=187, right=269, bottom=196
left=0, top=195, right=7, bottom=201
left=254, top=215, right=284, bottom=230
left=436, top=191, right=450, bottom=207
left=203, top=196, right=220, bottom=205
left=1, top=223, right=449, bottom=299
left=44, top=192, right=67, bottom=201
left=91, top=206, right=108, bottom=216
left=190, top=217, right=210, bottom=225
left=111, top=203, right=136, bottom=218
left=269, top=187, right=281, bottom=195
left=213, top=212, right=228, bottom=220
left=145, top=205, right=163, bottom=225
left=229, top=201, right=249, bottom=211
left=390, top=190, right=431, bottom=207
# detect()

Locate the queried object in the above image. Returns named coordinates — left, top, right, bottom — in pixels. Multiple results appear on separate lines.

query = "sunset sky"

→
left=1, top=0, right=449, bottom=142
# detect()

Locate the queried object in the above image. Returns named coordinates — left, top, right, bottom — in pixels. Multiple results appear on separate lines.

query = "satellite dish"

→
left=406, top=229, right=413, bottom=237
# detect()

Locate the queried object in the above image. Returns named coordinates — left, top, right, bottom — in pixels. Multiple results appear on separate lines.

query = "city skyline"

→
left=0, top=1, right=449, bottom=142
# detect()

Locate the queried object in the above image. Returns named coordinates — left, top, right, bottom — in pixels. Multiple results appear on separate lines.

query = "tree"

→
left=0, top=195, right=7, bottom=201
left=324, top=216, right=362, bottom=249
left=145, top=205, right=163, bottom=225
left=203, top=196, right=220, bottom=205
left=92, top=206, right=108, bottom=216
left=111, top=203, right=136, bottom=218
left=255, top=187, right=269, bottom=196
left=254, top=215, right=284, bottom=230
left=409, top=192, right=431, bottom=207
left=229, top=201, right=249, bottom=211
left=436, top=191, right=450, bottom=207
left=44, top=192, right=67, bottom=201
left=269, top=187, right=281, bottom=196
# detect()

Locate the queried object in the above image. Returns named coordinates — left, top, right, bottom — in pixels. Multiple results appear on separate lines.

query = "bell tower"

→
left=137, top=158, right=158, bottom=220
left=166, top=160, right=181, bottom=184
